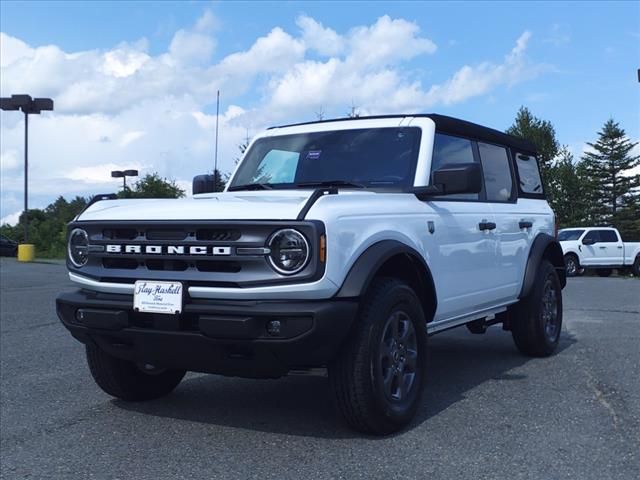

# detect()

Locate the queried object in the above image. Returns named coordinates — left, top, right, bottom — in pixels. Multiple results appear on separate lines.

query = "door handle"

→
left=598, top=246, right=606, bottom=249
left=617, top=246, right=623, bottom=249
left=518, top=220, right=533, bottom=229
left=479, top=221, right=497, bottom=231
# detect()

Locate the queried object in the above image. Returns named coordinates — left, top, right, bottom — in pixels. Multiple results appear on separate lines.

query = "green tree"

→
left=0, top=195, right=89, bottom=257
left=580, top=119, right=640, bottom=226
left=614, top=195, right=640, bottom=241
left=210, top=169, right=227, bottom=192
left=546, top=147, right=588, bottom=227
left=120, top=173, right=185, bottom=199
left=506, top=106, right=560, bottom=182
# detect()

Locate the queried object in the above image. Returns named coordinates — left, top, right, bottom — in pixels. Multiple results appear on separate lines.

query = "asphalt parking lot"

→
left=1, top=258, right=639, bottom=479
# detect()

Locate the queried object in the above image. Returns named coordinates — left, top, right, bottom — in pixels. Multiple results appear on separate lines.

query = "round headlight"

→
left=68, top=228, right=89, bottom=267
left=267, top=229, right=310, bottom=275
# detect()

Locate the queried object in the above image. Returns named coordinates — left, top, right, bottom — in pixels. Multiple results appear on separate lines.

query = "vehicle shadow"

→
left=114, top=327, right=576, bottom=439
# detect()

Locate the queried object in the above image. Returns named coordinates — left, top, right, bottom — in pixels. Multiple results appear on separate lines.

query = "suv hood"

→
left=77, top=191, right=317, bottom=222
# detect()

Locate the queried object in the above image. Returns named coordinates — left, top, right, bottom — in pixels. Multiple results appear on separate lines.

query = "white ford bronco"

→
left=57, top=115, right=566, bottom=435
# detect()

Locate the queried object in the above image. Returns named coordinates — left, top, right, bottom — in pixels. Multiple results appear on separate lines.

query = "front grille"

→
left=146, top=259, right=189, bottom=271
left=71, top=220, right=324, bottom=287
left=102, top=228, right=138, bottom=240
left=196, top=229, right=241, bottom=241
left=195, top=260, right=241, bottom=273
left=146, top=229, right=188, bottom=241
left=103, top=258, right=138, bottom=269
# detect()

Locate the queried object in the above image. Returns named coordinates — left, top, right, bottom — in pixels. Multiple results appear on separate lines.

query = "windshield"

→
left=229, top=127, right=421, bottom=190
left=558, top=229, right=585, bottom=241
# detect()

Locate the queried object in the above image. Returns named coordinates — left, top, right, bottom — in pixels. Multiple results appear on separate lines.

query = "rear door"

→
left=598, top=229, right=624, bottom=265
left=478, top=143, right=531, bottom=303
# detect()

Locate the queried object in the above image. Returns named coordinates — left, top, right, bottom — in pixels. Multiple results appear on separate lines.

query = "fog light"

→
left=266, top=320, right=282, bottom=336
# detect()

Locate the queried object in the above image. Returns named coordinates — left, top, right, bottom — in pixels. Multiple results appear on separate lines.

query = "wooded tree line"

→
left=0, top=173, right=185, bottom=257
left=1, top=107, right=638, bottom=258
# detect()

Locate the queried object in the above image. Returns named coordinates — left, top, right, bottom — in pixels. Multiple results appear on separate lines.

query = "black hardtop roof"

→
left=269, top=113, right=537, bottom=154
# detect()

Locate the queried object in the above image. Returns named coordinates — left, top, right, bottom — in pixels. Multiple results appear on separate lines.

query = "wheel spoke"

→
left=404, top=348, right=418, bottom=370
left=383, top=367, right=394, bottom=396
left=378, top=308, right=420, bottom=402
left=391, top=313, right=401, bottom=341
left=393, top=370, right=403, bottom=399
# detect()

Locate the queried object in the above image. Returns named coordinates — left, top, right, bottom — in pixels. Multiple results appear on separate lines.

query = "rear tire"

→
left=596, top=269, right=612, bottom=277
left=86, top=344, right=186, bottom=401
left=329, top=277, right=428, bottom=435
left=633, top=256, right=640, bottom=277
left=564, top=254, right=580, bottom=277
left=511, top=260, right=563, bottom=357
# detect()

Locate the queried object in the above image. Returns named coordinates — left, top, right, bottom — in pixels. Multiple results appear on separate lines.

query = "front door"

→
left=423, top=133, right=502, bottom=322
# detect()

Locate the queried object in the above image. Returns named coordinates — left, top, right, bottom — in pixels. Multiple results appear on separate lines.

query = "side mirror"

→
left=413, top=163, right=482, bottom=200
left=193, top=174, right=216, bottom=195
left=582, top=237, right=596, bottom=246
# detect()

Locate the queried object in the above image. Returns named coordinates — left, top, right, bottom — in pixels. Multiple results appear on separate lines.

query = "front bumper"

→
left=57, top=290, right=358, bottom=378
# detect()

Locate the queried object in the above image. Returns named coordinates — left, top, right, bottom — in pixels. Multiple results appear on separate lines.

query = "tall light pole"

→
left=0, top=94, right=54, bottom=243
left=111, top=169, right=139, bottom=190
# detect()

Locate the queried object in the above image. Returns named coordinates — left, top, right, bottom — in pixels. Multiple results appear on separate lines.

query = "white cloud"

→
left=297, top=15, right=344, bottom=56
left=1, top=211, right=21, bottom=226
left=0, top=149, right=20, bottom=171
left=66, top=162, right=146, bottom=184
left=0, top=32, right=34, bottom=67
left=0, top=13, right=546, bottom=220
left=169, top=30, right=215, bottom=65
left=421, top=31, right=537, bottom=106
left=347, top=15, right=437, bottom=67
left=102, top=40, right=150, bottom=78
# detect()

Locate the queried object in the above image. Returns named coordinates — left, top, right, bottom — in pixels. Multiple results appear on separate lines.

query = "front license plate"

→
left=133, top=281, right=183, bottom=315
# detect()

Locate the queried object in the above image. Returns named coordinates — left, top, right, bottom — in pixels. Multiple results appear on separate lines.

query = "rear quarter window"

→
left=515, top=153, right=543, bottom=195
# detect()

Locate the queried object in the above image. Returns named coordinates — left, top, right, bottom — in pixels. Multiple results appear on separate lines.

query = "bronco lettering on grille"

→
left=105, top=245, right=231, bottom=256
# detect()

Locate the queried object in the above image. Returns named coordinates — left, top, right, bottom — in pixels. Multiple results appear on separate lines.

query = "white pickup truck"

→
left=558, top=227, right=640, bottom=277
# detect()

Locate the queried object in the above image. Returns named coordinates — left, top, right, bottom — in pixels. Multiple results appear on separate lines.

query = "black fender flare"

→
left=335, top=240, right=437, bottom=321
left=519, top=233, right=567, bottom=299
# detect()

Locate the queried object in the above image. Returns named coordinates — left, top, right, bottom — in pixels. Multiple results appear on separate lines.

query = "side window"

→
left=583, top=230, right=600, bottom=243
left=431, top=133, right=479, bottom=200
left=599, top=230, right=618, bottom=243
left=515, top=153, right=543, bottom=194
left=478, top=142, right=514, bottom=202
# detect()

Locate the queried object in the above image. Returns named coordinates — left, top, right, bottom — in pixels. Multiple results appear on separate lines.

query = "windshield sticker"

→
left=306, top=150, right=322, bottom=160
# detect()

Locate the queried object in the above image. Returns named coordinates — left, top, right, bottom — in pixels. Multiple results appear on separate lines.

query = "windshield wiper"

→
left=295, top=180, right=366, bottom=189
left=227, top=183, right=274, bottom=191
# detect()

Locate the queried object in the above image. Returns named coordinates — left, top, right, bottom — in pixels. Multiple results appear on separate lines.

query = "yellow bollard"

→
left=17, top=244, right=35, bottom=262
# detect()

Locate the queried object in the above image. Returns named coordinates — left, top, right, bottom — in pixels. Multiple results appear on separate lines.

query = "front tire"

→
left=511, top=260, right=563, bottom=357
left=86, top=344, right=186, bottom=401
left=329, top=278, right=428, bottom=435
left=596, top=269, right=612, bottom=277
left=633, top=256, right=640, bottom=277
left=564, top=254, right=580, bottom=277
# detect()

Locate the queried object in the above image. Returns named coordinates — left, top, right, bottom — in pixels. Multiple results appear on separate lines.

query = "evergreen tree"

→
left=614, top=195, right=640, bottom=241
left=506, top=106, right=560, bottom=182
left=580, top=119, right=639, bottom=225
left=210, top=169, right=227, bottom=192
left=547, top=147, right=588, bottom=227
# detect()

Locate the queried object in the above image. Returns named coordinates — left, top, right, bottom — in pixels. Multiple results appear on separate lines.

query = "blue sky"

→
left=1, top=0, right=639, bottom=223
